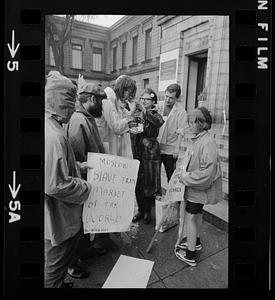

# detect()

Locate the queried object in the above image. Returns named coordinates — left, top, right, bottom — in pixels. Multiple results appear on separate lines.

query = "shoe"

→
left=174, top=248, right=197, bottom=267
left=79, top=246, right=108, bottom=261
left=132, top=212, right=144, bottom=222
left=143, top=213, right=151, bottom=224
left=176, top=237, right=202, bottom=251
left=60, top=281, right=73, bottom=288
left=67, top=265, right=89, bottom=279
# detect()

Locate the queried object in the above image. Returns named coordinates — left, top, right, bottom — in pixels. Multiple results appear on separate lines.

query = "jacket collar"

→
left=75, top=101, right=93, bottom=118
left=167, top=101, right=183, bottom=118
left=191, top=130, right=208, bottom=141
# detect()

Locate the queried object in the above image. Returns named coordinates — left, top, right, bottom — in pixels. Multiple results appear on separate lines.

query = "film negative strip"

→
left=4, top=0, right=271, bottom=295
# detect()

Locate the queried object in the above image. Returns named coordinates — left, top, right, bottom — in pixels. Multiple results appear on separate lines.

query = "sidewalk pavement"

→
left=69, top=207, right=228, bottom=289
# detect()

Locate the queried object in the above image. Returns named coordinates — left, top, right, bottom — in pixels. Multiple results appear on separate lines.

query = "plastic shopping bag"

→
left=155, top=196, right=179, bottom=232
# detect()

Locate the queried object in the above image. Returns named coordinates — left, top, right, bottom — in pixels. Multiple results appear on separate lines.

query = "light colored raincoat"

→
left=96, top=98, right=133, bottom=158
left=45, top=72, right=91, bottom=246
left=180, top=130, right=222, bottom=205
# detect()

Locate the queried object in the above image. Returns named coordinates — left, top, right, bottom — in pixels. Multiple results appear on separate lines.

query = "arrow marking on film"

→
left=8, top=171, right=21, bottom=199
left=7, top=30, right=20, bottom=58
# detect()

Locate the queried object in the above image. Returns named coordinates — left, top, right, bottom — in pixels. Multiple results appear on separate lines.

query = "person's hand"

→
left=126, top=101, right=136, bottom=116
left=177, top=170, right=188, bottom=184
left=78, top=161, right=93, bottom=174
left=135, top=102, right=145, bottom=114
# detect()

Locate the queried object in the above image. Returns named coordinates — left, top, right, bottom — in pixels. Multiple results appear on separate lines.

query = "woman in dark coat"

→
left=132, top=88, right=164, bottom=224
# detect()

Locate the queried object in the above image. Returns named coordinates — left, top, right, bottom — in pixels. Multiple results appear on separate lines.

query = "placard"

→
left=83, top=153, right=140, bottom=234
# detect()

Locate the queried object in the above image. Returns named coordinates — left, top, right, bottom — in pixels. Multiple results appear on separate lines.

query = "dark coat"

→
left=66, top=101, right=105, bottom=163
left=133, top=108, right=164, bottom=197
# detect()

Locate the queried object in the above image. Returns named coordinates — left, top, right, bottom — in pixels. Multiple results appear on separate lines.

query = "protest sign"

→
left=83, top=153, right=140, bottom=234
left=163, top=142, right=192, bottom=203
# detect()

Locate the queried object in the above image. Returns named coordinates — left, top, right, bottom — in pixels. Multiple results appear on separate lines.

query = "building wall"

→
left=108, top=15, right=161, bottom=98
left=45, top=16, right=110, bottom=83
left=45, top=15, right=229, bottom=123
left=157, top=15, right=229, bottom=122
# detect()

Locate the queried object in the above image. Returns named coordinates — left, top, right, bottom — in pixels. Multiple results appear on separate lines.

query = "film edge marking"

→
left=257, top=1, right=269, bottom=69
left=8, top=171, right=21, bottom=223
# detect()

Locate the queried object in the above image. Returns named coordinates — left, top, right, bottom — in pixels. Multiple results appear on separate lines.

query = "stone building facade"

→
left=157, top=15, right=229, bottom=123
left=45, top=15, right=229, bottom=123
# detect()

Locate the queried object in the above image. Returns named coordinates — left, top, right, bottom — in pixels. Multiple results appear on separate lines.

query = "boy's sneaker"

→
left=174, top=248, right=197, bottom=267
left=176, top=237, right=202, bottom=251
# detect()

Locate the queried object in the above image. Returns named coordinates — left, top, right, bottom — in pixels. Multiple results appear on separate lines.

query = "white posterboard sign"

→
left=158, top=49, right=179, bottom=92
left=163, top=173, right=186, bottom=203
left=83, top=153, right=140, bottom=234
left=163, top=144, right=192, bottom=203
left=103, top=255, right=154, bottom=288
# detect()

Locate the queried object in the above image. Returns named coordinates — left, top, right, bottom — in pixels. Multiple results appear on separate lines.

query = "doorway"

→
left=185, top=52, right=207, bottom=113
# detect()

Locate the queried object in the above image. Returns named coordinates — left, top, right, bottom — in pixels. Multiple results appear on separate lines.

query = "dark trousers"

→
left=136, top=194, right=155, bottom=215
left=161, top=154, right=177, bottom=182
left=44, top=229, right=83, bottom=288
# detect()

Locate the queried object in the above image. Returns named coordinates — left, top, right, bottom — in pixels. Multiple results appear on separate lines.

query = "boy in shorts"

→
left=174, top=107, right=222, bottom=266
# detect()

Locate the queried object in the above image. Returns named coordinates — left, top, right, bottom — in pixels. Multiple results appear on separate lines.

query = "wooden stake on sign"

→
left=146, top=141, right=192, bottom=253
left=146, top=201, right=173, bottom=253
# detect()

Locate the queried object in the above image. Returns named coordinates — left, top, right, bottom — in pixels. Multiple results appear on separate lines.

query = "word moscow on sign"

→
left=83, top=153, right=140, bottom=234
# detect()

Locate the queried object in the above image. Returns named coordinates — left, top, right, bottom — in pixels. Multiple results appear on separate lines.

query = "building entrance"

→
left=185, top=52, right=207, bottom=113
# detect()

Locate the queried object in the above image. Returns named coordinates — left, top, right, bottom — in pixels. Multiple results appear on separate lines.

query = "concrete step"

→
left=203, top=200, right=228, bottom=232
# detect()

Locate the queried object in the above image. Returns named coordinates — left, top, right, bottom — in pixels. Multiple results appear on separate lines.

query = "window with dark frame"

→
left=92, top=47, right=102, bottom=71
left=145, top=28, right=152, bottom=60
left=113, top=47, right=117, bottom=71
left=122, top=42, right=127, bottom=68
left=72, top=44, right=82, bottom=69
left=143, top=78, right=149, bottom=89
left=132, top=36, right=138, bottom=65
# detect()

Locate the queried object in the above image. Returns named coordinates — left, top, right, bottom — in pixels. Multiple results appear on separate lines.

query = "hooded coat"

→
left=45, top=72, right=91, bottom=246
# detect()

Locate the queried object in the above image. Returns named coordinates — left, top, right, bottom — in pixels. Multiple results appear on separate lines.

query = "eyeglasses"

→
left=140, top=98, right=152, bottom=101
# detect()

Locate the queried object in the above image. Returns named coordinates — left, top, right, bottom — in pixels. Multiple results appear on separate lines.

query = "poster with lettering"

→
left=83, top=153, right=140, bottom=234
left=163, top=143, right=192, bottom=203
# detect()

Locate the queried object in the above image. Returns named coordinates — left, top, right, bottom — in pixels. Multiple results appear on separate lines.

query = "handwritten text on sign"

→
left=83, top=153, right=140, bottom=234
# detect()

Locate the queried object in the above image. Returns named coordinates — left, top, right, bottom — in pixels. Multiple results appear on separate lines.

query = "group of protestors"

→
left=44, top=70, right=222, bottom=288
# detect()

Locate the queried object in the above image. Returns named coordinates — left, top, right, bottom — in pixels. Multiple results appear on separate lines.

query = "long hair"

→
left=114, top=75, right=137, bottom=100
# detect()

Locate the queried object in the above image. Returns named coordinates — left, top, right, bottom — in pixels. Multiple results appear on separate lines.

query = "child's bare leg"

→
left=185, top=212, right=197, bottom=251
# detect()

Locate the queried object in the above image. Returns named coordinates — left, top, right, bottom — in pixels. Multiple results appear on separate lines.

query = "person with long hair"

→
left=132, top=88, right=164, bottom=224
left=96, top=75, right=137, bottom=158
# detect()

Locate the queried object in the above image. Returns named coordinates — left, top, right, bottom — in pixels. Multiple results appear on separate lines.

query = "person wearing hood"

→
left=44, top=71, right=92, bottom=288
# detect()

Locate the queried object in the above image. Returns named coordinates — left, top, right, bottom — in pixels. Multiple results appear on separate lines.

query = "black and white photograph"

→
left=44, top=14, right=229, bottom=289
